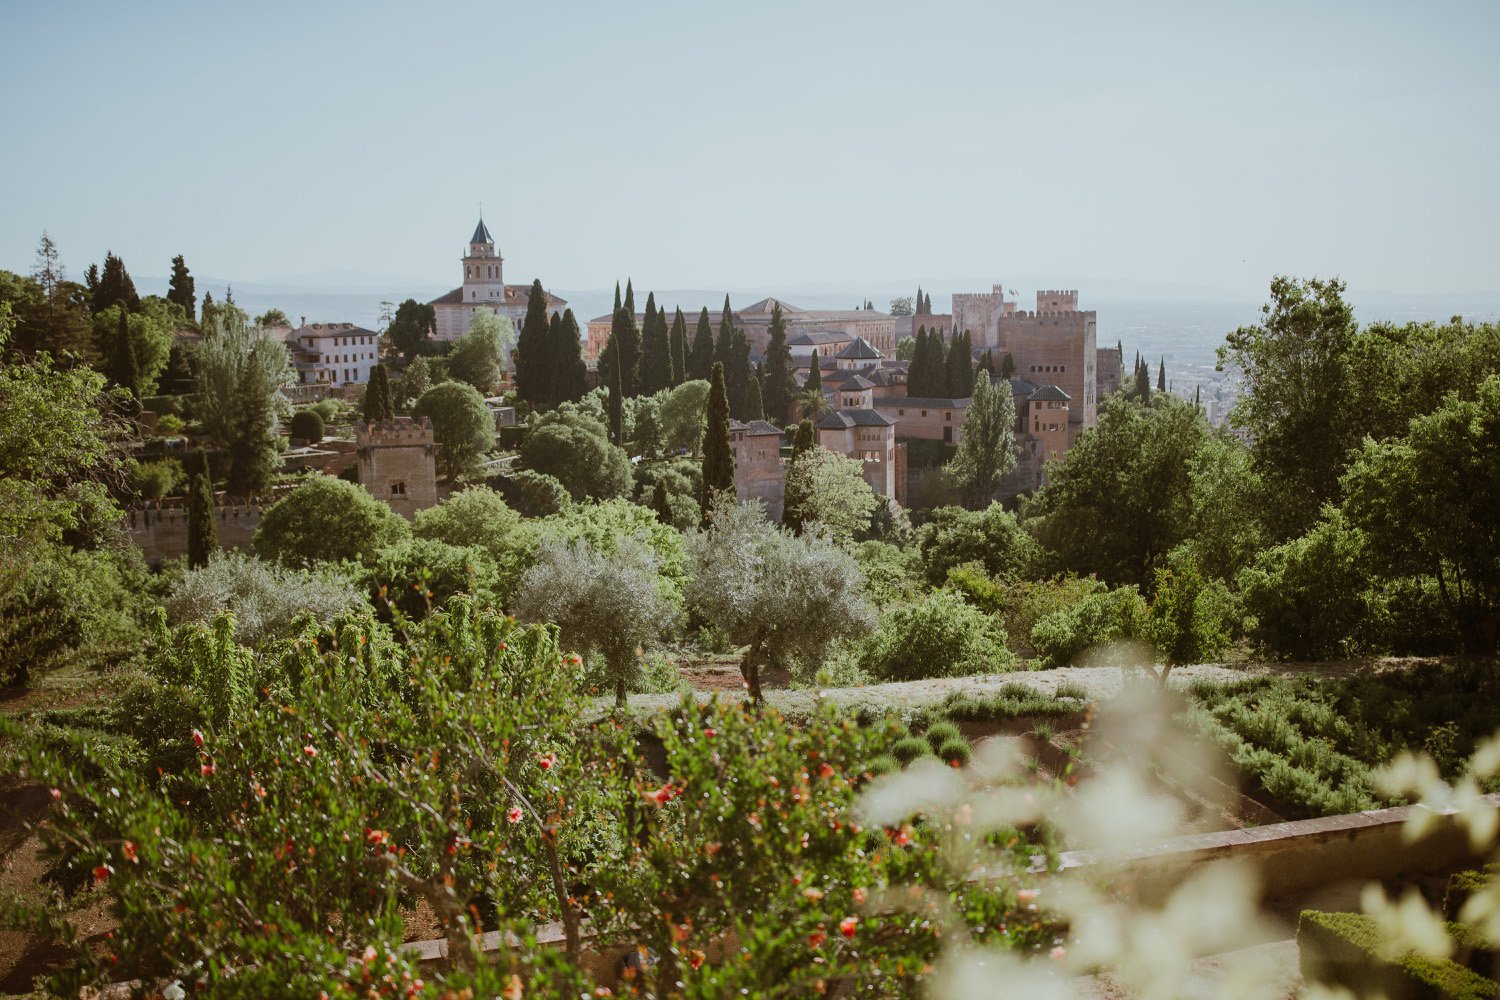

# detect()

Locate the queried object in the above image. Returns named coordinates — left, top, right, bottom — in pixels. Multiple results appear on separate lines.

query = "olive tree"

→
left=512, top=534, right=678, bottom=708
left=685, top=498, right=875, bottom=703
left=780, top=445, right=879, bottom=546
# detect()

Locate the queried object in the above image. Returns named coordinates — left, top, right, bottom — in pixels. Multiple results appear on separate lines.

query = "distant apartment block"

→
left=283, top=322, right=381, bottom=385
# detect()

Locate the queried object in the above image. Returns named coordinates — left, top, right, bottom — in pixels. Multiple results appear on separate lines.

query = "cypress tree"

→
left=600, top=279, right=642, bottom=397
left=1194, top=385, right=1202, bottom=412
left=668, top=307, right=687, bottom=386
left=726, top=329, right=751, bottom=419
left=553, top=309, right=588, bottom=405
left=363, top=363, right=395, bottom=422
left=607, top=344, right=624, bottom=444
left=1136, top=363, right=1152, bottom=404
left=624, top=279, right=635, bottom=317
left=909, top=328, right=928, bottom=395
left=946, top=330, right=974, bottom=397
left=168, top=254, right=196, bottom=322
left=227, top=365, right=277, bottom=497
left=639, top=293, right=672, bottom=396
left=782, top=419, right=818, bottom=533
left=743, top=371, right=764, bottom=422
left=1001, top=352, right=1016, bottom=379
left=714, top=295, right=735, bottom=368
left=112, top=307, right=139, bottom=399
left=762, top=301, right=794, bottom=425
left=650, top=477, right=673, bottom=525
left=186, top=450, right=216, bottom=569
left=688, top=308, right=715, bottom=381
left=699, top=361, right=735, bottom=524
left=806, top=350, right=823, bottom=393
left=791, top=418, right=815, bottom=459
left=978, top=349, right=995, bottom=375
left=1157, top=357, right=1166, bottom=392
left=514, top=279, right=551, bottom=407
left=93, top=252, right=141, bottom=314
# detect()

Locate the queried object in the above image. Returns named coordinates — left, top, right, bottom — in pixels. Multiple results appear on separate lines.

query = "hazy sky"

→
left=3, top=1, right=1497, bottom=297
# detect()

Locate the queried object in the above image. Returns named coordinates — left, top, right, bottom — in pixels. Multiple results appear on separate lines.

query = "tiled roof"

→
left=285, top=323, right=379, bottom=341
left=741, top=420, right=784, bottom=436
left=817, top=408, right=896, bottom=429
left=880, top=396, right=971, bottom=409
left=431, top=285, right=567, bottom=309
left=836, top=337, right=881, bottom=360
left=1029, top=384, right=1072, bottom=401
left=788, top=330, right=852, bottom=346
left=841, top=375, right=875, bottom=390
left=471, top=218, right=493, bottom=244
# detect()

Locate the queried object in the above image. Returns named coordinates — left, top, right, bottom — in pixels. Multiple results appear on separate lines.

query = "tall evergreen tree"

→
left=363, top=363, right=395, bottom=422
left=186, top=450, right=216, bottom=569
left=639, top=293, right=673, bottom=396
left=946, top=330, right=974, bottom=397
left=553, top=309, right=588, bottom=405
left=624, top=279, right=635, bottom=317
left=949, top=371, right=1018, bottom=508
left=781, top=419, right=820, bottom=533
left=726, top=329, right=751, bottom=419
left=1157, top=357, right=1166, bottom=392
left=714, top=295, right=735, bottom=368
left=761, top=301, right=795, bottom=425
left=1001, top=352, right=1016, bottom=379
left=743, top=371, right=765, bottom=422
left=699, top=361, right=735, bottom=525
left=791, top=418, right=815, bottom=459
left=607, top=344, right=624, bottom=445
left=1194, top=385, right=1202, bottom=412
left=227, top=364, right=278, bottom=497
left=514, top=279, right=551, bottom=407
left=1136, top=362, right=1152, bottom=404
left=111, top=307, right=139, bottom=399
left=978, top=349, right=995, bottom=376
left=668, top=307, right=687, bottom=386
left=688, top=307, right=715, bottom=381
left=168, top=254, right=196, bottom=322
left=806, top=350, right=823, bottom=393
left=599, top=279, right=642, bottom=397
left=92, top=252, right=141, bottom=314
left=650, top=477, right=673, bottom=525
left=909, top=328, right=929, bottom=395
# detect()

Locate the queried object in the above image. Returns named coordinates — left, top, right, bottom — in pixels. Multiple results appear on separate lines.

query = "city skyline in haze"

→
left=3, top=1, right=1498, bottom=298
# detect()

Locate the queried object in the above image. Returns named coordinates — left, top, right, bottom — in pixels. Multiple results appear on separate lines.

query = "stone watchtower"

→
left=461, top=217, right=505, bottom=305
left=354, top=417, right=439, bottom=519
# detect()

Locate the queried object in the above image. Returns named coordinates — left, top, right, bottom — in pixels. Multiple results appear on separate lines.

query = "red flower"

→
left=49, top=788, right=61, bottom=800
left=122, top=841, right=138, bottom=864
left=807, top=929, right=827, bottom=949
left=839, top=916, right=858, bottom=939
left=818, top=762, right=834, bottom=779
left=852, top=886, right=868, bottom=905
left=200, top=762, right=216, bottom=777
left=303, top=745, right=318, bottom=758
left=688, top=949, right=706, bottom=970
left=538, top=753, right=556, bottom=771
left=891, top=826, right=911, bottom=847
left=506, top=806, right=523, bottom=824
left=703, top=727, right=717, bottom=739
left=92, top=864, right=113, bottom=883
left=191, top=729, right=205, bottom=748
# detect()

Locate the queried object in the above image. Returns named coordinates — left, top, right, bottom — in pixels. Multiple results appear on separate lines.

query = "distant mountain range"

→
left=134, top=273, right=1500, bottom=370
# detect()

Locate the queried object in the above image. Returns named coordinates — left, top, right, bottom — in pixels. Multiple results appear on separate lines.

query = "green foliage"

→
left=521, top=407, right=631, bottom=501
left=1343, top=376, right=1500, bottom=652
left=922, top=721, right=962, bottom=752
left=934, top=736, right=971, bottom=767
left=512, top=279, right=552, bottom=408
left=168, top=254, right=196, bottom=322
left=1298, top=910, right=1499, bottom=1000
left=384, top=298, right=436, bottom=361
left=1219, top=276, right=1361, bottom=540
left=412, top=486, right=523, bottom=556
left=1144, top=560, right=1236, bottom=669
left=186, top=450, right=216, bottom=569
left=858, top=590, right=1014, bottom=682
left=395, top=354, right=431, bottom=408
left=687, top=307, right=715, bottom=381
left=414, top=380, right=495, bottom=477
left=853, top=540, right=923, bottom=608
left=195, top=311, right=288, bottom=496
left=287, top=408, right=324, bottom=443
left=1025, top=394, right=1211, bottom=588
left=496, top=469, right=571, bottom=518
left=132, top=457, right=183, bottom=501
left=166, top=551, right=366, bottom=647
left=761, top=302, right=795, bottom=425
left=361, top=362, right=395, bottom=422
left=699, top=361, right=734, bottom=522
left=948, top=371, right=1015, bottom=506
left=364, top=536, right=500, bottom=620
left=445, top=310, right=513, bottom=393
left=917, top=503, right=1038, bottom=586
left=781, top=445, right=880, bottom=546
left=1237, top=507, right=1371, bottom=660
left=1029, top=585, right=1148, bottom=669
left=891, top=735, right=933, bottom=764
left=252, top=475, right=410, bottom=567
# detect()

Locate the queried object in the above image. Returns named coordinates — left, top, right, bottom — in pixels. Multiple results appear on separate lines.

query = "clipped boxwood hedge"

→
left=1298, top=909, right=1499, bottom=1000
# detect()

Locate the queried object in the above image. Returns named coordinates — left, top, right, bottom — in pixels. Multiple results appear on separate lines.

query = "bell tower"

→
left=460, top=218, right=505, bottom=305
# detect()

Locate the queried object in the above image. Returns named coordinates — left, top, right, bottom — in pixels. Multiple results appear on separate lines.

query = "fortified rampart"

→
left=125, top=498, right=270, bottom=565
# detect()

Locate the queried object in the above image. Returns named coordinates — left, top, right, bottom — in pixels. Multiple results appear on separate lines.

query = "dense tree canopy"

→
left=948, top=371, right=1016, bottom=507
left=252, top=476, right=410, bottom=567
left=521, top=409, right=632, bottom=501
left=414, top=380, right=495, bottom=477
left=385, top=298, right=437, bottom=360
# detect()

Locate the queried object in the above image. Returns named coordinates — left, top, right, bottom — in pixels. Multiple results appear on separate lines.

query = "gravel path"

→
left=614, top=656, right=1421, bottom=720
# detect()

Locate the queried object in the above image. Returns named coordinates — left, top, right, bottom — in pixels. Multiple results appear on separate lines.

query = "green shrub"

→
left=1055, top=682, right=1089, bottom=701
left=1237, top=508, right=1372, bottom=661
left=934, top=737, right=971, bottom=766
left=363, top=537, right=501, bottom=620
left=923, top=721, right=962, bottom=753
left=133, top=457, right=183, bottom=501
left=1297, top=910, right=1498, bottom=1000
left=891, top=735, right=932, bottom=764
left=1030, top=585, right=1148, bottom=669
left=858, top=590, right=1014, bottom=682
left=288, top=409, right=325, bottom=443
left=497, top=469, right=572, bottom=518
left=166, top=552, right=366, bottom=647
left=864, top=754, right=900, bottom=777
left=252, top=476, right=410, bottom=567
left=992, top=576, right=1103, bottom=653
left=1145, top=560, right=1237, bottom=667
left=155, top=412, right=185, bottom=435
left=916, top=504, right=1039, bottom=586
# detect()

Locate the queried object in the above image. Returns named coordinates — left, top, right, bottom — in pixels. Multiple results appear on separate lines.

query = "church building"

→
left=428, top=218, right=567, bottom=341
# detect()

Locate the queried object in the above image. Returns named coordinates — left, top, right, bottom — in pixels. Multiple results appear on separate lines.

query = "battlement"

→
left=1035, top=290, right=1080, bottom=312
left=1004, top=309, right=1098, bottom=320
left=354, top=417, right=436, bottom=448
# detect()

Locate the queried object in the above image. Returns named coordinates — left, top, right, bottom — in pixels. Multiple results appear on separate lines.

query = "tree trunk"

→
left=615, top=671, right=627, bottom=711
left=740, top=635, right=765, bottom=706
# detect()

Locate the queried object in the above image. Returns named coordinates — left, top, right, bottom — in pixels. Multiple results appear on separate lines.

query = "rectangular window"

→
left=390, top=481, right=406, bottom=496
